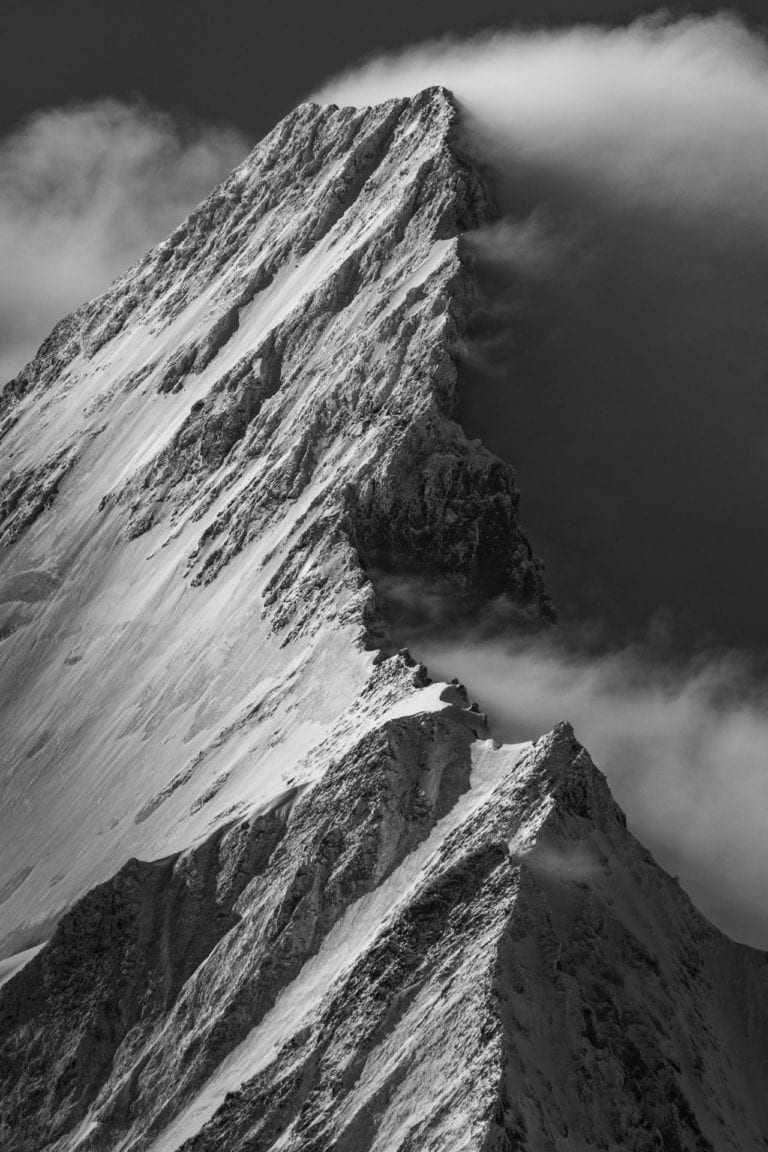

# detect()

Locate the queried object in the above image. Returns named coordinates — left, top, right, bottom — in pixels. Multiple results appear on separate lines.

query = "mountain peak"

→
left=0, top=81, right=548, bottom=962
left=313, top=81, right=460, bottom=117
left=1, top=84, right=766, bottom=1152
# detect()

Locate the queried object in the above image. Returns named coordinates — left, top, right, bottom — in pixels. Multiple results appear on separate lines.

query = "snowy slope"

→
left=0, top=88, right=766, bottom=1152
left=0, top=87, right=548, bottom=961
left=3, top=701, right=766, bottom=1152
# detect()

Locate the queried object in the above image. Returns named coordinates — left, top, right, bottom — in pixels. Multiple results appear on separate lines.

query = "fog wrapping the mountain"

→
left=319, top=14, right=768, bottom=947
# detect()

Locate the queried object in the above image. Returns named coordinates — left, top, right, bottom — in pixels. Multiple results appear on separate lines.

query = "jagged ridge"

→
left=2, top=708, right=766, bottom=1151
left=0, top=86, right=548, bottom=966
left=0, top=86, right=766, bottom=1152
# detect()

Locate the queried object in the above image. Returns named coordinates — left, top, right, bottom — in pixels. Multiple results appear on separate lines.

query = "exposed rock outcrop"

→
left=2, top=718, right=766, bottom=1152
left=0, top=87, right=552, bottom=968
left=0, top=86, right=765, bottom=1152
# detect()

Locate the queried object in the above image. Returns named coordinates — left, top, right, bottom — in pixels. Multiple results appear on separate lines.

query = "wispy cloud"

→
left=0, top=100, right=249, bottom=382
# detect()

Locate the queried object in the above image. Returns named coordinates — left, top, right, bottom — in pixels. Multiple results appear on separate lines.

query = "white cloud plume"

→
left=317, top=13, right=768, bottom=221
left=0, top=100, right=249, bottom=382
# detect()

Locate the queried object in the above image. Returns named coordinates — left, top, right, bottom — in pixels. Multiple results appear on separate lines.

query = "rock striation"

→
left=0, top=87, right=766, bottom=1151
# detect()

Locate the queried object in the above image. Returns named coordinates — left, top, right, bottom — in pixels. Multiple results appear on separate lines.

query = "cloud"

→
left=376, top=566, right=768, bottom=946
left=316, top=13, right=768, bottom=219
left=319, top=14, right=768, bottom=653
left=0, top=100, right=249, bottom=382
left=420, top=632, right=768, bottom=949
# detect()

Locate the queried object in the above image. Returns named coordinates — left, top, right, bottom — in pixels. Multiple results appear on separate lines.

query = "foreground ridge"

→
left=0, top=88, right=766, bottom=1152
left=2, top=694, right=767, bottom=1151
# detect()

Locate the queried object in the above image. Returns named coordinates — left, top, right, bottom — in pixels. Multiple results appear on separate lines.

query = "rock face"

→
left=0, top=87, right=766, bottom=1151
left=0, top=87, right=548, bottom=962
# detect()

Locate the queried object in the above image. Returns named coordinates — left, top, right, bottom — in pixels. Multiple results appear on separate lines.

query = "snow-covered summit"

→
left=0, top=85, right=548, bottom=963
left=0, top=88, right=766, bottom=1152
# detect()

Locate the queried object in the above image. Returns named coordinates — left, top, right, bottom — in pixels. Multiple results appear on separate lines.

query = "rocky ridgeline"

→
left=0, top=86, right=549, bottom=969
left=0, top=87, right=549, bottom=634
left=2, top=691, right=766, bottom=1152
left=0, top=88, right=766, bottom=1152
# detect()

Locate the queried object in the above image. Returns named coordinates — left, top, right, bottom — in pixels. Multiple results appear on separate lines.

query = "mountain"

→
left=0, top=87, right=765, bottom=1152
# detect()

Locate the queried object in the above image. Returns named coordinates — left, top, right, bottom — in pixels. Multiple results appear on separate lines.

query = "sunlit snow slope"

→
left=0, top=88, right=766, bottom=1152
left=0, top=87, right=547, bottom=960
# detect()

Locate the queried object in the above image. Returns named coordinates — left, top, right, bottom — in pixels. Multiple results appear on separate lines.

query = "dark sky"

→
left=2, top=0, right=764, bottom=140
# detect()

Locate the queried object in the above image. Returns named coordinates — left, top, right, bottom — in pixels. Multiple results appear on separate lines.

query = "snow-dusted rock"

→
left=3, top=712, right=766, bottom=1151
left=0, top=86, right=549, bottom=965
left=0, top=87, right=765, bottom=1152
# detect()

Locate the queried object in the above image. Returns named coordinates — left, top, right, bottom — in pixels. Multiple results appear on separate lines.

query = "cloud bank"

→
left=0, top=100, right=249, bottom=382
left=320, top=14, right=768, bottom=947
